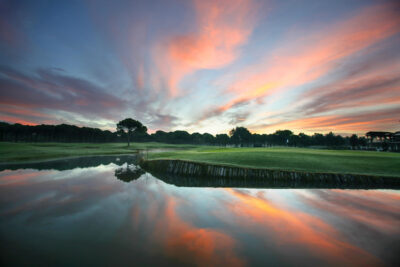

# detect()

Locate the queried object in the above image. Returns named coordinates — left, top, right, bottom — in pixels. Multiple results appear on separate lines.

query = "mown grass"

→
left=0, top=142, right=196, bottom=163
left=1, top=143, right=399, bottom=177
left=148, top=147, right=400, bottom=177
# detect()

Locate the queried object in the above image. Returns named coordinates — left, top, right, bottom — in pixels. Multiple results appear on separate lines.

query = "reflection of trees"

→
left=0, top=155, right=138, bottom=171
left=114, top=164, right=145, bottom=182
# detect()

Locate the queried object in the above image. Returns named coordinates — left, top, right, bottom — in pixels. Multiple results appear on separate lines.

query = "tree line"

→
left=0, top=119, right=368, bottom=148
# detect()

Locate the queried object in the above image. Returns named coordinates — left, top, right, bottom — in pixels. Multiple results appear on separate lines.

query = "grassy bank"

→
left=0, top=142, right=196, bottom=163
left=147, top=147, right=400, bottom=177
left=1, top=143, right=399, bottom=177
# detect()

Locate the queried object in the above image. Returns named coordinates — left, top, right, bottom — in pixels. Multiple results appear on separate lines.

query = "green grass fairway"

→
left=0, top=142, right=196, bottom=163
left=1, top=143, right=399, bottom=177
left=148, top=147, right=400, bottom=177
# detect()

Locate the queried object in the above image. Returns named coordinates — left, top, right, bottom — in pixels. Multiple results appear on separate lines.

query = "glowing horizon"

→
left=0, top=0, right=399, bottom=135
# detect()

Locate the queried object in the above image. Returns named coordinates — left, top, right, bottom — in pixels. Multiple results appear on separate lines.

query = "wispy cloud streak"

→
left=155, top=0, right=258, bottom=96
left=198, top=2, right=400, bottom=132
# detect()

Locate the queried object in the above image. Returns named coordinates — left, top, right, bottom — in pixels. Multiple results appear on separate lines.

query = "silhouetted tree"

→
left=312, top=133, right=325, bottom=146
left=350, top=134, right=358, bottom=149
left=152, top=130, right=168, bottom=143
left=359, top=137, right=367, bottom=146
left=191, top=132, right=203, bottom=144
left=298, top=133, right=311, bottom=147
left=274, top=130, right=293, bottom=145
left=170, top=130, right=191, bottom=144
left=202, top=133, right=215, bottom=144
left=325, top=132, right=336, bottom=146
left=216, top=134, right=229, bottom=146
left=117, top=118, right=147, bottom=146
left=229, top=127, right=252, bottom=146
left=324, top=132, right=345, bottom=147
left=0, top=122, right=119, bottom=142
left=0, top=121, right=371, bottom=150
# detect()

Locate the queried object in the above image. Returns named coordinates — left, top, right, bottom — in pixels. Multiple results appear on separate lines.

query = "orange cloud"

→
left=247, top=55, right=400, bottom=134
left=252, top=108, right=399, bottom=134
left=222, top=189, right=382, bottom=266
left=0, top=105, right=50, bottom=118
left=126, top=181, right=245, bottom=266
left=155, top=0, right=257, bottom=96
left=0, top=115, right=39, bottom=126
left=150, top=197, right=245, bottom=267
left=207, top=3, right=400, bottom=120
left=300, top=190, right=400, bottom=234
left=0, top=170, right=53, bottom=186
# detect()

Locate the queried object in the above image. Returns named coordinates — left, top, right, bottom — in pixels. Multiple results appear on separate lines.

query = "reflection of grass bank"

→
left=0, top=142, right=196, bottom=163
left=148, top=147, right=400, bottom=177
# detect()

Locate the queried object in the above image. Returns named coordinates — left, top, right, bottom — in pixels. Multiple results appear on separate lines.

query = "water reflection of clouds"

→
left=157, top=198, right=244, bottom=266
left=295, top=189, right=400, bottom=265
left=128, top=182, right=396, bottom=266
left=0, top=169, right=55, bottom=185
left=0, top=166, right=124, bottom=222
left=218, top=188, right=384, bottom=266
left=118, top=176, right=245, bottom=266
left=1, top=166, right=399, bottom=266
left=125, top=182, right=381, bottom=266
left=298, top=190, right=400, bottom=234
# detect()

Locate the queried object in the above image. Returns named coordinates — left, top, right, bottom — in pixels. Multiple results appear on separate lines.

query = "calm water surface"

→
left=0, top=156, right=399, bottom=266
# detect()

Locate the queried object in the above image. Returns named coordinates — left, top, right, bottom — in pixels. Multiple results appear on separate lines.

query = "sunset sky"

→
left=0, top=0, right=399, bottom=135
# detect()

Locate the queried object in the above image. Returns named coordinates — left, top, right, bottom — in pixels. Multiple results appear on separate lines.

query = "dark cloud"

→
left=228, top=111, right=250, bottom=125
left=0, top=66, right=127, bottom=123
left=147, top=113, right=180, bottom=131
left=194, top=98, right=251, bottom=126
left=302, top=76, right=400, bottom=116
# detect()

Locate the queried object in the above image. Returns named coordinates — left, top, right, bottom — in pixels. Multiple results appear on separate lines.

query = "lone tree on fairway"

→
left=117, top=118, right=147, bottom=147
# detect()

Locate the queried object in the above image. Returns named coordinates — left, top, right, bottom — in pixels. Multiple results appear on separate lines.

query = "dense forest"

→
left=0, top=121, right=367, bottom=148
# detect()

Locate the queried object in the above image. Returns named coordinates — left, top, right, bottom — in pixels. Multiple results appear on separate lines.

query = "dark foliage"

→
left=117, top=118, right=147, bottom=146
left=229, top=127, right=252, bottom=146
left=0, top=121, right=367, bottom=148
left=0, top=122, right=119, bottom=143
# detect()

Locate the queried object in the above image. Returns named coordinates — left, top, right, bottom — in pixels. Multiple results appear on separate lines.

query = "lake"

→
left=0, top=156, right=399, bottom=266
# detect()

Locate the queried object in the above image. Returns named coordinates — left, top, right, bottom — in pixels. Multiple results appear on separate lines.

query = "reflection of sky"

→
left=0, top=165, right=399, bottom=266
left=1, top=0, right=399, bottom=135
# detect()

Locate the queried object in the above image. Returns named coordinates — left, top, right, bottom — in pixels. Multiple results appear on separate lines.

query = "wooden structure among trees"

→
left=366, top=131, right=400, bottom=151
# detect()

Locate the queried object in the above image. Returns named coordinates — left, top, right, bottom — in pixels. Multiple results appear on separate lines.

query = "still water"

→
left=0, top=156, right=399, bottom=266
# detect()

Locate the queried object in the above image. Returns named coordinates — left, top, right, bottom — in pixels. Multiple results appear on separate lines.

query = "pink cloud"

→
left=154, top=0, right=258, bottom=96
left=206, top=3, right=400, bottom=122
